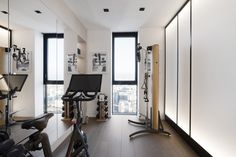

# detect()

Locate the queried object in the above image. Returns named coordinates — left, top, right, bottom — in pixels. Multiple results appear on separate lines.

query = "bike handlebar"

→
left=61, top=91, right=97, bottom=102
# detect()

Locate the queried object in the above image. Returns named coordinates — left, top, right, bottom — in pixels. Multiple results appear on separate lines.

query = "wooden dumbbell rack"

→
left=62, top=100, right=74, bottom=121
left=96, top=94, right=108, bottom=121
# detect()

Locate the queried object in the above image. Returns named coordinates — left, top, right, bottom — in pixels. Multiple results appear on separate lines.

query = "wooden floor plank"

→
left=27, top=115, right=198, bottom=157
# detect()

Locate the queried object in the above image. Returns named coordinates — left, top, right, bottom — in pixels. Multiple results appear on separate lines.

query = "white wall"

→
left=64, top=27, right=78, bottom=89
left=41, top=0, right=87, bottom=41
left=34, top=31, right=44, bottom=116
left=178, top=2, right=190, bottom=134
left=165, top=0, right=236, bottom=156
left=86, top=28, right=165, bottom=118
left=86, top=30, right=112, bottom=117
left=12, top=28, right=36, bottom=117
left=77, top=42, right=87, bottom=74
left=165, top=17, right=178, bottom=123
left=64, top=27, right=89, bottom=115
left=165, top=3, right=191, bottom=133
left=192, top=0, right=236, bottom=156
left=138, top=27, right=165, bottom=119
left=11, top=28, right=44, bottom=117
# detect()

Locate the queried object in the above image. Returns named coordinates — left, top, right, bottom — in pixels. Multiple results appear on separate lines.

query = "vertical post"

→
left=152, top=44, right=159, bottom=130
left=0, top=48, right=8, bottom=128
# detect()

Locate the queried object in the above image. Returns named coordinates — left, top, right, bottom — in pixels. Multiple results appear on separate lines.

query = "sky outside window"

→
left=47, top=38, right=64, bottom=81
left=114, top=37, right=135, bottom=81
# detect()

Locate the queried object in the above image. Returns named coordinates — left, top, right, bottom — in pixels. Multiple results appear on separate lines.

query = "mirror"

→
left=0, top=0, right=10, bottom=130
left=0, top=0, right=71, bottom=153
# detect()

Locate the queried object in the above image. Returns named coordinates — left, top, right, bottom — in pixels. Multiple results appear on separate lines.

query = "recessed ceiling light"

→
left=139, top=7, right=145, bottom=11
left=1, top=11, right=8, bottom=14
left=103, top=8, right=109, bottom=12
left=34, top=10, right=42, bottom=14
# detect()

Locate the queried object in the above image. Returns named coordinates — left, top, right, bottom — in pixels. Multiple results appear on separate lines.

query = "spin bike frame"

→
left=62, top=91, right=97, bottom=157
left=62, top=74, right=102, bottom=157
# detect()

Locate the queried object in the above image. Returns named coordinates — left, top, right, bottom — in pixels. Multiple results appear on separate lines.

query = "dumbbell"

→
left=105, top=113, right=108, bottom=119
left=69, top=112, right=74, bottom=118
left=104, top=106, right=108, bottom=112
left=104, top=101, right=108, bottom=106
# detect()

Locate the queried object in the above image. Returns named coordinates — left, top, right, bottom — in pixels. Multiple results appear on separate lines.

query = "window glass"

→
left=47, top=38, right=64, bottom=81
left=114, top=37, right=136, bottom=81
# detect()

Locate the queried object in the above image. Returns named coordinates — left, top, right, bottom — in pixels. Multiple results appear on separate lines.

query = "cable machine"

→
left=128, top=44, right=171, bottom=138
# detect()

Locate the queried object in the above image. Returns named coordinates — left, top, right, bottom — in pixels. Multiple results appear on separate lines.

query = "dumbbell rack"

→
left=96, top=94, right=108, bottom=121
left=62, top=100, right=74, bottom=121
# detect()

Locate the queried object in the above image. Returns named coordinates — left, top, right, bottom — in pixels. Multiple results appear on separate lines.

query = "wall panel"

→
left=177, top=2, right=190, bottom=134
left=165, top=17, right=178, bottom=123
left=192, top=0, right=236, bottom=156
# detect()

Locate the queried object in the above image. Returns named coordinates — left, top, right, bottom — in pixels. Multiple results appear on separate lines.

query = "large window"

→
left=43, top=34, right=64, bottom=113
left=0, top=25, right=12, bottom=47
left=112, top=32, right=138, bottom=115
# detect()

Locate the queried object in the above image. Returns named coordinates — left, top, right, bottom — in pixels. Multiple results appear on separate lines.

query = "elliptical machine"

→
left=62, top=74, right=102, bottom=157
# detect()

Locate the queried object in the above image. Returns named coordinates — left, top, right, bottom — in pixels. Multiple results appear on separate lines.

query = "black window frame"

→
left=112, top=32, right=138, bottom=85
left=43, top=33, right=64, bottom=85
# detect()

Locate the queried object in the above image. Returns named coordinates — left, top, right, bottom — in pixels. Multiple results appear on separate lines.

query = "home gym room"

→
left=0, top=0, right=235, bottom=157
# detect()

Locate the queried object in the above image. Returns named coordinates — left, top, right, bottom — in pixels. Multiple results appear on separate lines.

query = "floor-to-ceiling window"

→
left=43, top=34, right=64, bottom=113
left=112, top=32, right=138, bottom=115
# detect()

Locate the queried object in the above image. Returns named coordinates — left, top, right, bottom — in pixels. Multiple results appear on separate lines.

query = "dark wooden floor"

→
left=54, top=116, right=199, bottom=157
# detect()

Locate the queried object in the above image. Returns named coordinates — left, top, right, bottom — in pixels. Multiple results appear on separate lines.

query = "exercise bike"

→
left=0, top=74, right=28, bottom=133
left=0, top=112, right=54, bottom=157
left=61, top=74, right=102, bottom=157
left=0, top=74, right=54, bottom=157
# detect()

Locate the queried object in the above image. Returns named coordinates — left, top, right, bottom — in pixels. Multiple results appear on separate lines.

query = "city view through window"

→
left=113, top=85, right=137, bottom=114
left=46, top=84, right=64, bottom=113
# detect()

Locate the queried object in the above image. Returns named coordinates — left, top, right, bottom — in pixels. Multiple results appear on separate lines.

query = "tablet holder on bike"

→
left=62, top=74, right=102, bottom=157
left=63, top=74, right=102, bottom=100
left=62, top=74, right=102, bottom=122
left=0, top=74, right=28, bottom=130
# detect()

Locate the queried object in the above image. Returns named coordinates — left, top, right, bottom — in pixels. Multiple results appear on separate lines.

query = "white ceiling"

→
left=63, top=0, right=187, bottom=31
left=0, top=0, right=62, bottom=33
left=0, top=0, right=187, bottom=33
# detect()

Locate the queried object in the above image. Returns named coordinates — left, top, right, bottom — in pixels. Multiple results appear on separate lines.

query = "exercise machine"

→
left=128, top=44, right=171, bottom=138
left=62, top=74, right=102, bottom=157
left=0, top=113, right=54, bottom=157
left=0, top=74, right=28, bottom=132
left=0, top=73, right=54, bottom=156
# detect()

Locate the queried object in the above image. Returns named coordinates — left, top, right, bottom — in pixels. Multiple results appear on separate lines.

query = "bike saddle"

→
left=21, top=113, right=54, bottom=132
